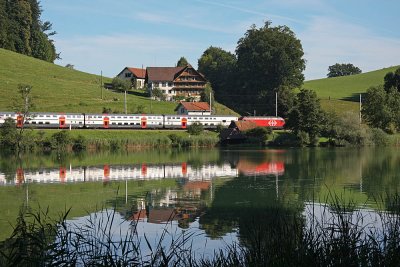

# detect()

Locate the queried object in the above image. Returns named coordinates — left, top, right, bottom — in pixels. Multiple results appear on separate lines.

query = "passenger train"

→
left=0, top=112, right=285, bottom=129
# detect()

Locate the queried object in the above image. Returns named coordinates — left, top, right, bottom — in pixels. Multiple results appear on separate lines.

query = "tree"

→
left=287, top=89, right=326, bottom=144
left=383, top=67, right=400, bottom=92
left=362, top=85, right=392, bottom=131
left=200, top=82, right=215, bottom=107
left=111, top=77, right=131, bottom=92
left=235, top=22, right=305, bottom=115
left=151, top=87, right=166, bottom=101
left=11, top=84, right=34, bottom=152
left=0, top=0, right=57, bottom=62
left=198, top=46, right=237, bottom=108
left=176, top=56, right=189, bottom=67
left=327, top=63, right=362, bottom=78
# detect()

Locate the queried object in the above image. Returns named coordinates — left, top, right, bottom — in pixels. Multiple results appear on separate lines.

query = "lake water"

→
left=1, top=147, right=400, bottom=257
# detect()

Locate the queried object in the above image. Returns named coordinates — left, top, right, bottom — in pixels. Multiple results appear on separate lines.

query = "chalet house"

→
left=175, top=102, right=211, bottom=115
left=116, top=67, right=146, bottom=89
left=146, top=65, right=207, bottom=101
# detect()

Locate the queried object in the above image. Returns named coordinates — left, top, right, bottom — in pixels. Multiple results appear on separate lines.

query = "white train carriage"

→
left=164, top=115, right=238, bottom=129
left=22, top=113, right=85, bottom=128
left=85, top=114, right=165, bottom=129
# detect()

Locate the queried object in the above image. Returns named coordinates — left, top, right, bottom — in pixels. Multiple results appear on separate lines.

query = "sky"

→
left=40, top=0, right=400, bottom=80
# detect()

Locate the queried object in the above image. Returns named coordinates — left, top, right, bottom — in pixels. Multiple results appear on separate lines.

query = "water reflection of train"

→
left=0, top=161, right=285, bottom=185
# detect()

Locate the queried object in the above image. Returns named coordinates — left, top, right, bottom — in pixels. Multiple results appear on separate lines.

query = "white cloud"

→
left=300, top=16, right=400, bottom=80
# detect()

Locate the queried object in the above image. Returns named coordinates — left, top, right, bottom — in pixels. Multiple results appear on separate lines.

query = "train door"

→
left=141, top=117, right=147, bottom=129
left=16, top=115, right=23, bottom=128
left=141, top=163, right=147, bottom=176
left=103, top=117, right=109, bottom=128
left=182, top=162, right=187, bottom=175
left=181, top=117, right=187, bottom=129
left=59, top=167, right=66, bottom=183
left=59, top=116, right=66, bottom=129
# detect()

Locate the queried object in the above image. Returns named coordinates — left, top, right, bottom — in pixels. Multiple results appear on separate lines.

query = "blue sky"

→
left=41, top=0, right=400, bottom=80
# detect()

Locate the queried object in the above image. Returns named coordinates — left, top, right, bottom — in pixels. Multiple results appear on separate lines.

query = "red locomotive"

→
left=239, top=116, right=285, bottom=128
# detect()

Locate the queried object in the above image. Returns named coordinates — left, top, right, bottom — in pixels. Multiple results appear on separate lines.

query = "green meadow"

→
left=304, top=66, right=399, bottom=114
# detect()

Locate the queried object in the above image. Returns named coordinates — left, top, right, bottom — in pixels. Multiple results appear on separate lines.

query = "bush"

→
left=370, top=128, right=390, bottom=146
left=187, top=122, right=203, bottom=135
left=51, top=131, right=71, bottom=151
left=72, top=135, right=87, bottom=151
left=271, top=132, right=302, bottom=147
left=0, top=118, right=17, bottom=149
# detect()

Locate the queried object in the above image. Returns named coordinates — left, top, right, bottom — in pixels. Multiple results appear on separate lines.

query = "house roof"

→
left=174, top=102, right=210, bottom=111
left=127, top=67, right=146, bottom=79
left=229, top=121, right=258, bottom=131
left=147, top=66, right=185, bottom=81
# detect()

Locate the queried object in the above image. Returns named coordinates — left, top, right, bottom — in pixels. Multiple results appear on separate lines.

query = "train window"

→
left=53, top=115, right=57, bottom=118
left=117, top=116, right=121, bottom=118
left=136, top=123, right=140, bottom=125
left=205, top=123, right=208, bottom=125
left=129, top=117, right=133, bottom=119
left=214, top=118, right=217, bottom=120
left=123, top=116, right=127, bottom=119
left=39, top=115, right=44, bottom=117
left=124, top=123, right=128, bottom=125
left=223, top=120, right=226, bottom=123
left=38, top=122, right=43, bottom=124
left=24, top=121, right=29, bottom=124
left=205, top=118, right=208, bottom=120
left=67, top=116, right=71, bottom=118
left=159, top=123, right=162, bottom=125
left=45, top=122, right=50, bottom=124
left=46, top=115, right=50, bottom=117
left=112, top=123, right=116, bottom=125
left=32, top=121, right=36, bottom=124
left=136, top=117, right=139, bottom=119
left=130, top=123, right=134, bottom=125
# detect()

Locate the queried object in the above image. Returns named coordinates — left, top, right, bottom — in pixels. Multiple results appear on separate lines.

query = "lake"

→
left=1, top=147, right=400, bottom=260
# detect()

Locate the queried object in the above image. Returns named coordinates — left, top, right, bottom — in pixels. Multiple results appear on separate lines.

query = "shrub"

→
left=187, top=122, right=203, bottom=135
left=370, top=128, right=390, bottom=146
left=72, top=135, right=87, bottom=151
left=51, top=131, right=71, bottom=151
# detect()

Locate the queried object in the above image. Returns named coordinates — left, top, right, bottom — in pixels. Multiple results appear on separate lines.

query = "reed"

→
left=3, top=193, right=400, bottom=266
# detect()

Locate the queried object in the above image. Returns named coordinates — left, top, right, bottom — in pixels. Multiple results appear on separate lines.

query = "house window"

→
left=168, top=82, right=172, bottom=87
left=125, top=73, right=132, bottom=78
left=162, top=82, right=167, bottom=87
left=168, top=90, right=172, bottom=94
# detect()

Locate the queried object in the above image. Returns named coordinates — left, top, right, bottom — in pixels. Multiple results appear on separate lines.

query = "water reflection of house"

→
left=237, top=160, right=285, bottom=176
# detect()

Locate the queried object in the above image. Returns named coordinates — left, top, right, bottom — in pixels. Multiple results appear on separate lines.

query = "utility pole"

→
left=359, top=93, right=362, bottom=124
left=275, top=92, right=278, bottom=117
left=124, top=90, right=127, bottom=114
left=209, top=92, right=212, bottom=114
left=101, top=71, right=103, bottom=100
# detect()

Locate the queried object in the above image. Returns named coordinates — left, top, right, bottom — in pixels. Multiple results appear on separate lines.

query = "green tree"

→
left=111, top=77, right=131, bottom=92
left=0, top=118, right=18, bottom=149
left=383, top=67, right=400, bottom=92
left=151, top=87, right=166, bottom=101
left=362, top=85, right=392, bottom=131
left=235, top=22, right=305, bottom=115
left=287, top=89, right=326, bottom=144
left=327, top=63, right=362, bottom=78
left=200, top=82, right=214, bottom=107
left=10, top=84, right=34, bottom=152
left=0, top=0, right=57, bottom=62
left=198, top=46, right=237, bottom=108
left=176, top=56, right=189, bottom=67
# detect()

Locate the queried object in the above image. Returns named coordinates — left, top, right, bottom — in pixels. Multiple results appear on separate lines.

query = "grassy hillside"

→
left=0, top=48, right=237, bottom=115
left=304, top=66, right=399, bottom=114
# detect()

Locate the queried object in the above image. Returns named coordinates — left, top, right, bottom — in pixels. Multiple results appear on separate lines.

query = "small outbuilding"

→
left=219, top=121, right=258, bottom=144
left=175, top=102, right=211, bottom=115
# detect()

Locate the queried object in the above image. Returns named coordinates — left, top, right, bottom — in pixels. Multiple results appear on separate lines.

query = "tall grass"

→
left=3, top=193, right=400, bottom=266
